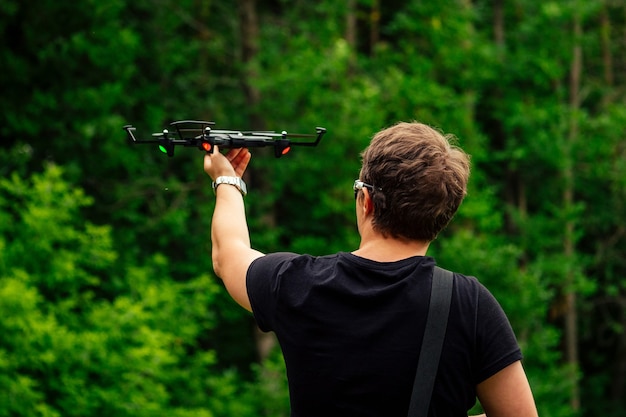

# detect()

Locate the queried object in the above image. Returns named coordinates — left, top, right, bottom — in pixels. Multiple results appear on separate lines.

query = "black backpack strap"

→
left=407, top=266, right=454, bottom=417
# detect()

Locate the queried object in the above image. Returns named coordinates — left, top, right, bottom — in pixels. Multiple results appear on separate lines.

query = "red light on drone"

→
left=282, top=147, right=291, bottom=155
left=202, top=142, right=212, bottom=152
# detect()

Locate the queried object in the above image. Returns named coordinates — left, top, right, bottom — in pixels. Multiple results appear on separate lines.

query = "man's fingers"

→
left=232, top=149, right=251, bottom=177
left=225, top=147, right=248, bottom=163
left=205, top=146, right=251, bottom=179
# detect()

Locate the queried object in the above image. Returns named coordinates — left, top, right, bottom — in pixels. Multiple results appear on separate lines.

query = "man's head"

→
left=358, top=121, right=471, bottom=242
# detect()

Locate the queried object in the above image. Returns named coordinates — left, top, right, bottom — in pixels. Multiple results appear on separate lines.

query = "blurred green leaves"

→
left=1, top=0, right=625, bottom=416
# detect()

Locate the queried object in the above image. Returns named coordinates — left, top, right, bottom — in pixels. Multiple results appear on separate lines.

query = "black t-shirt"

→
left=247, top=252, right=522, bottom=417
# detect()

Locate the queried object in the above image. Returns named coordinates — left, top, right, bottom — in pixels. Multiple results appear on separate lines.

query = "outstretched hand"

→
left=204, top=147, right=252, bottom=180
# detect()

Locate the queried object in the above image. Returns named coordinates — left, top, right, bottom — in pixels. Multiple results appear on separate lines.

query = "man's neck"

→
left=352, top=233, right=430, bottom=263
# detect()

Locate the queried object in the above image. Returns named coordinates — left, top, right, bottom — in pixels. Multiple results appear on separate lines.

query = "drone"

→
left=123, top=120, right=326, bottom=158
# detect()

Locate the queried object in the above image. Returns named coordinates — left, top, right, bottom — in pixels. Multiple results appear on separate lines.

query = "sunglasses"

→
left=353, top=179, right=382, bottom=199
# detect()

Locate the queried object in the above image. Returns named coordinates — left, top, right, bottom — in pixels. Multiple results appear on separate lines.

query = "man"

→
left=204, top=122, right=538, bottom=417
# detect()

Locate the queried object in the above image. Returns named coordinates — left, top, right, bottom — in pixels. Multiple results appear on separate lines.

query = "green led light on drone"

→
left=159, top=145, right=167, bottom=154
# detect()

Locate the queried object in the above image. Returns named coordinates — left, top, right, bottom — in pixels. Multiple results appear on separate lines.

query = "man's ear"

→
left=362, top=188, right=374, bottom=215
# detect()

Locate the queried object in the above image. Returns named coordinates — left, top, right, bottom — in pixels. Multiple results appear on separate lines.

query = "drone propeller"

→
left=123, top=120, right=326, bottom=158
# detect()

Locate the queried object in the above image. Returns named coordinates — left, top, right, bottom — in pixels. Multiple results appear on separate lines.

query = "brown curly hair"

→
left=359, top=122, right=471, bottom=241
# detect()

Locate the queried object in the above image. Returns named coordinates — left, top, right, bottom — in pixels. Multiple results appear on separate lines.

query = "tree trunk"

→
left=493, top=0, right=505, bottom=51
left=238, top=0, right=277, bottom=362
left=564, top=7, right=583, bottom=412
left=238, top=0, right=263, bottom=130
left=345, top=0, right=357, bottom=49
left=195, top=0, right=212, bottom=99
left=600, top=1, right=614, bottom=89
left=345, top=0, right=357, bottom=72
left=369, top=0, right=380, bottom=56
left=492, top=0, right=527, bottom=234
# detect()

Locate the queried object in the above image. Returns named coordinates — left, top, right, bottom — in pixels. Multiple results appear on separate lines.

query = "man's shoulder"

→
left=250, top=251, right=339, bottom=268
left=444, top=269, right=487, bottom=294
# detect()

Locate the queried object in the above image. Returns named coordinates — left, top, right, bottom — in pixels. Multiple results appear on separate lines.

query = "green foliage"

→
left=1, top=0, right=625, bottom=416
left=241, top=349, right=291, bottom=417
left=0, top=166, right=255, bottom=416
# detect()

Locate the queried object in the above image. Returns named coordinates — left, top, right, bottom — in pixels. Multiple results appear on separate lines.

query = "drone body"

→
left=123, top=120, right=326, bottom=158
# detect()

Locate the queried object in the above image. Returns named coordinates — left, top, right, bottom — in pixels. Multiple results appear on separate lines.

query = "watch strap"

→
left=212, top=176, right=247, bottom=196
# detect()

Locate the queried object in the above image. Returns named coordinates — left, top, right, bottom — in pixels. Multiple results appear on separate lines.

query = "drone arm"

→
left=202, top=135, right=278, bottom=155
left=281, top=126, right=327, bottom=147
left=302, top=126, right=326, bottom=146
left=123, top=125, right=162, bottom=144
left=209, top=136, right=273, bottom=149
left=123, top=125, right=137, bottom=142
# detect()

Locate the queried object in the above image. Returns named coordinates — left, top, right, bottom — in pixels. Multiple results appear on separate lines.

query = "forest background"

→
left=1, top=0, right=625, bottom=416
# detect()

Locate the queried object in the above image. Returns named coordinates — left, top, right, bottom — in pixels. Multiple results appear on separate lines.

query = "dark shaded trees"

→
left=1, top=1, right=625, bottom=416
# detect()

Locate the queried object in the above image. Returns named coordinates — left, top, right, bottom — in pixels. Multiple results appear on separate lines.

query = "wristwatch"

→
left=212, top=176, right=248, bottom=196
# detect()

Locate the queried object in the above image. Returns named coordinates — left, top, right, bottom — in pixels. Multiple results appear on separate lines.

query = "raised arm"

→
left=204, top=147, right=264, bottom=311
